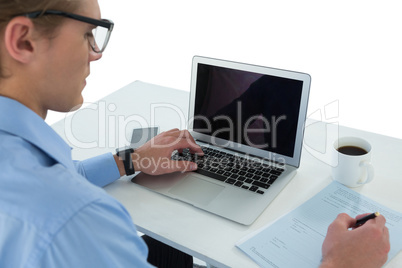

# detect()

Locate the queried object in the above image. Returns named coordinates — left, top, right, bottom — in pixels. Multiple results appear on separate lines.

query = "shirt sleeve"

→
left=39, top=196, right=154, bottom=268
left=74, top=153, right=121, bottom=187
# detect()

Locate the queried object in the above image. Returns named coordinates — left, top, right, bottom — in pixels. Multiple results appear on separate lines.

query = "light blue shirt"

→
left=0, top=96, right=153, bottom=267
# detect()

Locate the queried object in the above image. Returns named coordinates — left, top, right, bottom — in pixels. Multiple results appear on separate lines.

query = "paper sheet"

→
left=236, top=182, right=402, bottom=268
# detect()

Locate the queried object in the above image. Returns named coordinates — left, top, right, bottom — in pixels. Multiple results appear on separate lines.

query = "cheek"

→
left=63, top=52, right=89, bottom=83
left=61, top=36, right=90, bottom=71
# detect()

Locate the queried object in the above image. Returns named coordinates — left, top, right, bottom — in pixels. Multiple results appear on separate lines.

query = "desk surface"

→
left=52, top=81, right=402, bottom=267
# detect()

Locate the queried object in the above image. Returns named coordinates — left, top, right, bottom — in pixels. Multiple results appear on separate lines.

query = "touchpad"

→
left=168, top=175, right=224, bottom=206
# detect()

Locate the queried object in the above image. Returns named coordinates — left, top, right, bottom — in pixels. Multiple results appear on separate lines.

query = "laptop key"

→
left=234, top=181, right=243, bottom=187
left=223, top=166, right=232, bottom=171
left=236, top=176, right=245, bottom=182
left=245, top=178, right=253, bottom=184
left=225, top=178, right=236, bottom=185
left=230, top=174, right=240, bottom=180
left=261, top=168, right=272, bottom=173
left=249, top=186, right=258, bottom=192
left=231, top=169, right=240, bottom=174
left=252, top=180, right=270, bottom=189
left=270, top=175, right=279, bottom=181
left=245, top=173, right=254, bottom=179
left=253, top=175, right=262, bottom=181
left=270, top=170, right=283, bottom=176
left=194, top=169, right=226, bottom=182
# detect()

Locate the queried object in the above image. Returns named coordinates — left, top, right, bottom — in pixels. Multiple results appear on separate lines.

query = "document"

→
left=236, top=181, right=402, bottom=268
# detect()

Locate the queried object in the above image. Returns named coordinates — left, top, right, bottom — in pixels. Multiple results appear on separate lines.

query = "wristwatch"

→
left=116, top=148, right=135, bottom=176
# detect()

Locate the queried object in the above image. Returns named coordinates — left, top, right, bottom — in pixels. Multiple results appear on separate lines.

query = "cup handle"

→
left=358, top=160, right=374, bottom=184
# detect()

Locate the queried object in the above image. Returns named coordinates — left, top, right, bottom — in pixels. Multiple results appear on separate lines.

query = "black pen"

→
left=354, top=212, right=380, bottom=227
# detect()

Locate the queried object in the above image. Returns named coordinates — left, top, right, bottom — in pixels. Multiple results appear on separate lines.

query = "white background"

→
left=47, top=0, right=402, bottom=140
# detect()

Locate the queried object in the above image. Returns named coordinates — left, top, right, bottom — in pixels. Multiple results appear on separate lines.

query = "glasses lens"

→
left=92, top=26, right=109, bottom=52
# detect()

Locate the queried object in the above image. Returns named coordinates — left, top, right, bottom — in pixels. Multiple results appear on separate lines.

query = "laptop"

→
left=132, top=56, right=311, bottom=225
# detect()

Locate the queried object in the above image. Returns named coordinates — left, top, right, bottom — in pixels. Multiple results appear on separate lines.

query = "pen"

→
left=353, top=212, right=380, bottom=227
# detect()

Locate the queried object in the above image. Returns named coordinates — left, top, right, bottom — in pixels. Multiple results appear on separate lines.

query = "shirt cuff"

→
left=78, top=153, right=121, bottom=187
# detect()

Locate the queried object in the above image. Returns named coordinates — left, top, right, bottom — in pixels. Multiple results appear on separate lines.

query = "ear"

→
left=4, top=17, right=36, bottom=64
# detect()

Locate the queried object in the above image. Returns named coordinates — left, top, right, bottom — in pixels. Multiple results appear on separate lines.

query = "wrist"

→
left=131, top=152, right=141, bottom=172
left=114, top=154, right=126, bottom=177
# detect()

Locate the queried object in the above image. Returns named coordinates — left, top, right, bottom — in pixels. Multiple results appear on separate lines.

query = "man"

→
left=0, top=0, right=390, bottom=267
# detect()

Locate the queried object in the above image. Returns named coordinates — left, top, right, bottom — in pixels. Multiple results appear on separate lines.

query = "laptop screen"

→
left=192, top=63, right=304, bottom=158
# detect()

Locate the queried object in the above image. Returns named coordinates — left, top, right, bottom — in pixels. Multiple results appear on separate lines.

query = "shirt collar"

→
left=0, top=96, right=75, bottom=170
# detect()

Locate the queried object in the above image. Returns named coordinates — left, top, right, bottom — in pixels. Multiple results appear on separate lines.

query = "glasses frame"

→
left=23, top=10, right=114, bottom=53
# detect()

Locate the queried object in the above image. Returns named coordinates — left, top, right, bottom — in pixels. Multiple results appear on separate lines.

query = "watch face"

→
left=118, top=149, right=135, bottom=175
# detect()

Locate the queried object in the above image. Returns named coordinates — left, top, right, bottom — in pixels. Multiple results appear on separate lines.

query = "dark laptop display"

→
left=192, top=64, right=304, bottom=158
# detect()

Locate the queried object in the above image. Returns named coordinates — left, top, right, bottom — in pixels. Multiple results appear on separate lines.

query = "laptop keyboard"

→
left=171, top=146, right=284, bottom=195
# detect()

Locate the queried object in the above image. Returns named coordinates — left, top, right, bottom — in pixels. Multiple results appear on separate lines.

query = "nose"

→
left=89, top=49, right=103, bottom=62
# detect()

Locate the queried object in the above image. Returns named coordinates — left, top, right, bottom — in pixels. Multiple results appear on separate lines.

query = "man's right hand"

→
left=320, top=213, right=390, bottom=268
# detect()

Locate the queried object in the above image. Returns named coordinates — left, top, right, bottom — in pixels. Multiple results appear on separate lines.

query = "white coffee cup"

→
left=332, top=137, right=374, bottom=187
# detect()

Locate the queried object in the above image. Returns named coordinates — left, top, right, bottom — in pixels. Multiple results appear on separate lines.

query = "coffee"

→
left=337, top=146, right=368, bottom=156
left=332, top=137, right=374, bottom=187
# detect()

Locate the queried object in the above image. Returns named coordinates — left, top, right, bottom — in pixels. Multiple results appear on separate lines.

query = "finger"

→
left=333, top=213, right=357, bottom=230
left=160, top=130, right=204, bottom=155
left=177, top=130, right=204, bottom=155
left=376, top=224, right=390, bottom=257
left=170, top=136, right=203, bottom=154
left=383, top=225, right=389, bottom=240
left=188, top=143, right=204, bottom=155
left=359, top=214, right=386, bottom=229
left=355, top=213, right=372, bottom=220
left=352, top=213, right=375, bottom=229
left=383, top=227, right=390, bottom=254
left=373, top=214, right=387, bottom=227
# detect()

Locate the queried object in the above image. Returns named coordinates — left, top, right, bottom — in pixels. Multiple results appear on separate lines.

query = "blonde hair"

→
left=0, top=0, right=80, bottom=77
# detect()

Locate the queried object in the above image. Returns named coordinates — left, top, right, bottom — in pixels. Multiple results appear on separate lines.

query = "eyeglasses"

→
left=23, top=10, right=114, bottom=53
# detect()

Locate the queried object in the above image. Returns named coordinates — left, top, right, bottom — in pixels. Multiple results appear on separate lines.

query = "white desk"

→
left=52, top=81, right=402, bottom=267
